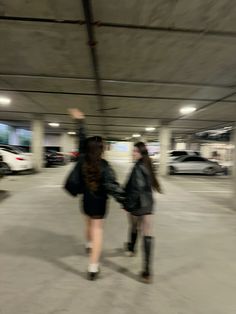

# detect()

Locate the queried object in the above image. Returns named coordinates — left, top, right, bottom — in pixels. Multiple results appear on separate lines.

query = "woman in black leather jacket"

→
left=124, top=142, right=162, bottom=283
left=67, top=109, right=125, bottom=280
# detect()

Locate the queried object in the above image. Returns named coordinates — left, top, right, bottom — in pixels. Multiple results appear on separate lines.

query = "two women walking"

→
left=65, top=108, right=162, bottom=283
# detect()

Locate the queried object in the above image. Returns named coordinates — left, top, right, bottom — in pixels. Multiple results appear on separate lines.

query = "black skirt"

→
left=82, top=188, right=108, bottom=219
left=130, top=207, right=153, bottom=216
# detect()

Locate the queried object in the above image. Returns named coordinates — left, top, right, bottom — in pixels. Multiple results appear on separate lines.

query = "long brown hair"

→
left=134, top=142, right=160, bottom=192
left=82, top=136, right=104, bottom=192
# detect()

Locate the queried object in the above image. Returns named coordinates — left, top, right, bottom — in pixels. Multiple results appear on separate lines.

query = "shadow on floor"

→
left=0, top=225, right=141, bottom=281
left=0, top=225, right=204, bottom=283
left=0, top=190, right=11, bottom=202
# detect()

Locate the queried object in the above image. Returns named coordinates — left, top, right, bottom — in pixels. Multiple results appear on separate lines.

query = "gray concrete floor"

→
left=0, top=162, right=236, bottom=314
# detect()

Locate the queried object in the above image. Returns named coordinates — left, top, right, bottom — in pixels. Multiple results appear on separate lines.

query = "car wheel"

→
left=204, top=167, right=216, bottom=176
left=2, top=163, right=12, bottom=175
left=169, top=166, right=176, bottom=175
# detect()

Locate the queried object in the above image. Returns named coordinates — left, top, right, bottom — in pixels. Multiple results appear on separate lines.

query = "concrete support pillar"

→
left=9, top=127, right=19, bottom=145
left=232, top=123, right=236, bottom=210
left=141, top=136, right=147, bottom=143
left=190, top=142, right=201, bottom=152
left=185, top=135, right=192, bottom=150
left=31, top=118, right=44, bottom=172
left=60, top=133, right=76, bottom=153
left=175, top=142, right=186, bottom=150
left=159, top=126, right=172, bottom=176
left=60, top=133, right=68, bottom=153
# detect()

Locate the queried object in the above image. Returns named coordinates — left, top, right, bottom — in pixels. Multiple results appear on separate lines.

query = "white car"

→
left=169, top=150, right=201, bottom=160
left=151, top=150, right=201, bottom=165
left=169, top=156, right=223, bottom=175
left=0, top=145, right=33, bottom=173
left=0, top=153, right=5, bottom=178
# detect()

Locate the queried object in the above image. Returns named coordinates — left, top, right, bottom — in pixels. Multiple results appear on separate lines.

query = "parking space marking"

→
left=189, top=190, right=231, bottom=193
left=38, top=185, right=63, bottom=188
left=172, top=181, right=229, bottom=184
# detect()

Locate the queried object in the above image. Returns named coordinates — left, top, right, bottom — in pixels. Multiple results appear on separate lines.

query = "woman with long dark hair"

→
left=124, top=142, right=162, bottom=283
left=66, top=109, right=124, bottom=280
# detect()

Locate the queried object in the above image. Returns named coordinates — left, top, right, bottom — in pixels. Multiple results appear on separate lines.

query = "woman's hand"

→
left=157, top=186, right=164, bottom=194
left=68, top=108, right=85, bottom=120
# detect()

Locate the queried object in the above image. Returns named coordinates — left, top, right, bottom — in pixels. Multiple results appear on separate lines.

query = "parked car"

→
left=169, top=150, right=201, bottom=160
left=68, top=150, right=80, bottom=162
left=0, top=145, right=33, bottom=174
left=208, top=159, right=232, bottom=175
left=151, top=150, right=200, bottom=162
left=0, top=153, right=5, bottom=179
left=44, top=150, right=66, bottom=167
left=169, top=155, right=223, bottom=175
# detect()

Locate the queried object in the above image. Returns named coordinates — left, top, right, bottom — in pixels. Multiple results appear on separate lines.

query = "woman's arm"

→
left=103, top=161, right=125, bottom=204
left=68, top=108, right=86, bottom=155
left=124, top=166, right=141, bottom=211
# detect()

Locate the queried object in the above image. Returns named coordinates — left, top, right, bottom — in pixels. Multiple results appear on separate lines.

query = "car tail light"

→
left=16, top=157, right=25, bottom=161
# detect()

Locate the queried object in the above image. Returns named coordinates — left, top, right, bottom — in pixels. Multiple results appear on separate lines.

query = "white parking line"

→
left=38, top=185, right=63, bottom=188
left=189, top=190, right=231, bottom=193
left=174, top=181, right=228, bottom=184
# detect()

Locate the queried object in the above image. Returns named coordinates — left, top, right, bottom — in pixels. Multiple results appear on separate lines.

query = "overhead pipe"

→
left=2, top=16, right=236, bottom=39
left=0, top=73, right=232, bottom=88
left=81, top=0, right=107, bottom=135
left=170, top=90, right=236, bottom=124
left=2, top=87, right=236, bottom=103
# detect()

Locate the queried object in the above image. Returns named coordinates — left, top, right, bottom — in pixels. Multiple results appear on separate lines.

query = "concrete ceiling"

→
left=0, top=0, right=236, bottom=140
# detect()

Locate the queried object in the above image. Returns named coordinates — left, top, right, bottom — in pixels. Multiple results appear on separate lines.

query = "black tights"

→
left=129, top=213, right=153, bottom=237
left=128, top=213, right=153, bottom=274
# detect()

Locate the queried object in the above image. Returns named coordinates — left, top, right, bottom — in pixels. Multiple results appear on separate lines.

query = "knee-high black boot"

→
left=142, top=236, right=153, bottom=282
left=128, top=231, right=138, bottom=253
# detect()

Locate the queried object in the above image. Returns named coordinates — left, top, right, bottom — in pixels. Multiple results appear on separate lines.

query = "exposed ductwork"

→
left=81, top=0, right=107, bottom=135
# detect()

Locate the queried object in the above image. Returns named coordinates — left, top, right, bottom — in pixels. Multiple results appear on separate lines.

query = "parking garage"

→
left=0, top=1, right=236, bottom=314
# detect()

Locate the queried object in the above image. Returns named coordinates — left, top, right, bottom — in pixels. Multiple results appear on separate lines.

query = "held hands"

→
left=68, top=108, right=85, bottom=120
left=157, top=186, right=164, bottom=194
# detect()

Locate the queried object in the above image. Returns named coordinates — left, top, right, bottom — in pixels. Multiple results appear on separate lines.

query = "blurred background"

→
left=0, top=1, right=236, bottom=314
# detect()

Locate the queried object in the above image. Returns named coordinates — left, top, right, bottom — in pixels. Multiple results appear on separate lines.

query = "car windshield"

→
left=173, top=156, right=185, bottom=161
left=0, top=146, right=23, bottom=155
left=182, top=156, right=208, bottom=162
left=170, top=151, right=188, bottom=157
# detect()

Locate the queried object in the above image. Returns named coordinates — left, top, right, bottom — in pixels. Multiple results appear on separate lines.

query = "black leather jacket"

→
left=124, top=160, right=153, bottom=215
left=74, top=120, right=125, bottom=204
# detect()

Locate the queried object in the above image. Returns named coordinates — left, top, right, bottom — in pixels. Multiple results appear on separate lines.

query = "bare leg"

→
left=90, top=219, right=104, bottom=267
left=85, top=215, right=92, bottom=245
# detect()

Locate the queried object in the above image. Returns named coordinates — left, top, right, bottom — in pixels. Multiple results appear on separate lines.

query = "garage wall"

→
left=44, top=134, right=61, bottom=147
left=104, top=142, right=133, bottom=162
left=44, top=134, right=77, bottom=152
left=200, top=143, right=234, bottom=161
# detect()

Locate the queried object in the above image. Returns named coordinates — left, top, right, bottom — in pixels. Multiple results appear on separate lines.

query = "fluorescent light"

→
left=68, top=131, right=76, bottom=135
left=0, top=96, right=11, bottom=106
left=132, top=134, right=141, bottom=138
left=145, top=127, right=156, bottom=132
left=48, top=122, right=60, bottom=127
left=180, top=106, right=196, bottom=115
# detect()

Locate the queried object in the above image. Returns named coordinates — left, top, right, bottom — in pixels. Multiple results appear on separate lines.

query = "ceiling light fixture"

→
left=48, top=122, right=60, bottom=127
left=0, top=96, right=11, bottom=106
left=180, top=106, right=196, bottom=115
left=132, top=134, right=141, bottom=138
left=68, top=131, right=76, bottom=135
left=145, top=127, right=156, bottom=132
